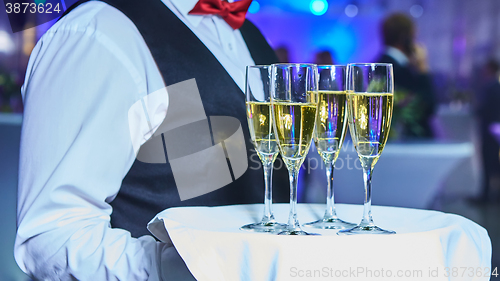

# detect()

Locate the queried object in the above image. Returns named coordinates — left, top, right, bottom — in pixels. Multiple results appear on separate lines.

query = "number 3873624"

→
left=5, top=3, right=61, bottom=14
left=444, top=267, right=497, bottom=278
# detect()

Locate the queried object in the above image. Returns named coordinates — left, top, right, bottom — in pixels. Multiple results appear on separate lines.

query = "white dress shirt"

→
left=14, top=0, right=256, bottom=280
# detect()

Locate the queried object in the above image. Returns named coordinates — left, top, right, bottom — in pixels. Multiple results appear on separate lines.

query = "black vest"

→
left=62, top=0, right=288, bottom=237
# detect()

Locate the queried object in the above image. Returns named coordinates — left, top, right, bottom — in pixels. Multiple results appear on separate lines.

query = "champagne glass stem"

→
left=360, top=159, right=375, bottom=227
left=262, top=161, right=275, bottom=222
left=324, top=162, right=338, bottom=219
left=287, top=165, right=301, bottom=231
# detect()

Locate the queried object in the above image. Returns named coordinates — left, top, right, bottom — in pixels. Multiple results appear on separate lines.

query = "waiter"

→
left=14, top=0, right=285, bottom=280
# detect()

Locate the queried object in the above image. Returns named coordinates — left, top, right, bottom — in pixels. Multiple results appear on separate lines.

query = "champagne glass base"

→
left=303, top=217, right=356, bottom=230
left=240, top=221, right=288, bottom=233
left=337, top=224, right=396, bottom=235
left=278, top=229, right=320, bottom=235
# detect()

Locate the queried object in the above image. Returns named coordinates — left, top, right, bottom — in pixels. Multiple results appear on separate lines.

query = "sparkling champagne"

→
left=273, top=102, right=317, bottom=162
left=315, top=90, right=348, bottom=163
left=246, top=101, right=279, bottom=164
left=347, top=92, right=393, bottom=165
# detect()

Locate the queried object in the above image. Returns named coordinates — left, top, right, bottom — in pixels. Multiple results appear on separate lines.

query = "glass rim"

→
left=317, top=64, right=346, bottom=68
left=347, top=63, right=393, bottom=67
left=246, top=64, right=270, bottom=69
left=271, top=63, right=317, bottom=67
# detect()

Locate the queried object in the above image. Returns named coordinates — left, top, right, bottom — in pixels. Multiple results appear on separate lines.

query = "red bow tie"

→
left=188, top=0, right=253, bottom=30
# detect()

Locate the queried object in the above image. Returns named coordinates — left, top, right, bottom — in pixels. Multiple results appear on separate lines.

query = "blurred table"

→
left=148, top=204, right=491, bottom=281
left=304, top=140, right=478, bottom=209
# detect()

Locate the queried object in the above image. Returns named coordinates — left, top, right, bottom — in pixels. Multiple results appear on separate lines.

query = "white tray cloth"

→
left=148, top=204, right=491, bottom=281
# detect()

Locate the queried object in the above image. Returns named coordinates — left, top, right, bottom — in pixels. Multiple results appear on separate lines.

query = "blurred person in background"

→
left=378, top=13, right=436, bottom=139
left=313, top=50, right=335, bottom=65
left=476, top=59, right=500, bottom=202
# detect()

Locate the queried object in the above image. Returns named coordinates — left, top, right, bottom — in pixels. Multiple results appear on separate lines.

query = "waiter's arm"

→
left=14, top=3, right=175, bottom=280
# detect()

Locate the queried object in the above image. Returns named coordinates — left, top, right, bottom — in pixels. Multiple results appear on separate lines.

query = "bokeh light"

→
left=0, top=31, right=15, bottom=54
left=310, top=0, right=328, bottom=16
left=248, top=1, right=260, bottom=14
left=410, top=4, right=424, bottom=18
left=345, top=4, right=358, bottom=17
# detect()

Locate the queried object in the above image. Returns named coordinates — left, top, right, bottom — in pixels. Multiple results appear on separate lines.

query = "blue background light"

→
left=310, top=0, right=328, bottom=16
left=247, top=0, right=381, bottom=64
left=248, top=1, right=260, bottom=14
left=344, top=4, right=358, bottom=17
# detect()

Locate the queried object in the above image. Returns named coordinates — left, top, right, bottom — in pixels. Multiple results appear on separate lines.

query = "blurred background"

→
left=1, top=0, right=499, bottom=279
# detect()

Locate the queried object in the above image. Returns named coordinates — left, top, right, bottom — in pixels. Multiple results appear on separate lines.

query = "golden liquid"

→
left=314, top=91, right=348, bottom=163
left=246, top=101, right=279, bottom=163
left=347, top=92, right=393, bottom=165
left=273, top=102, right=317, bottom=162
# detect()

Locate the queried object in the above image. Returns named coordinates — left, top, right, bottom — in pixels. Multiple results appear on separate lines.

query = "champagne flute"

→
left=270, top=63, right=319, bottom=235
left=303, top=65, right=356, bottom=229
left=339, top=63, right=396, bottom=235
left=241, top=65, right=287, bottom=233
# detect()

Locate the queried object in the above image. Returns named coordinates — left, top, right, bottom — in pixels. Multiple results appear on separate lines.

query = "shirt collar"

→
left=385, top=46, right=409, bottom=66
left=166, top=0, right=237, bottom=28
left=166, top=0, right=204, bottom=27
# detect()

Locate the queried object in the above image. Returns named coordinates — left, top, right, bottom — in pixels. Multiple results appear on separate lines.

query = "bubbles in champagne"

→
left=246, top=101, right=279, bottom=164
left=273, top=102, right=317, bottom=161
left=314, top=90, right=348, bottom=164
left=347, top=92, right=393, bottom=165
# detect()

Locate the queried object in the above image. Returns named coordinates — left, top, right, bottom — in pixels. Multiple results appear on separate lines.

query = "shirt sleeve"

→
left=14, top=3, right=169, bottom=280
